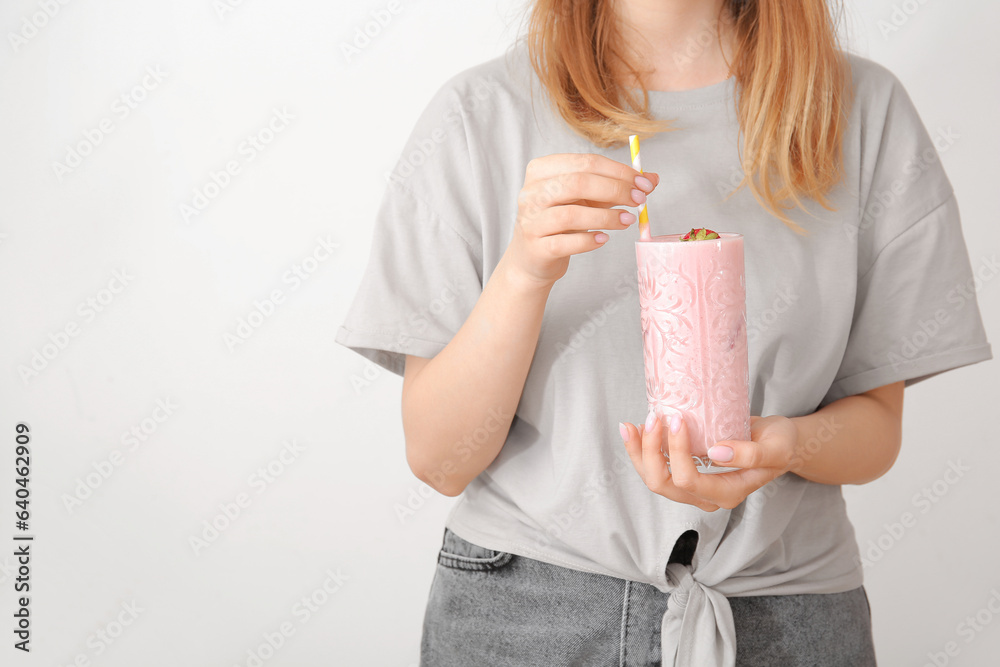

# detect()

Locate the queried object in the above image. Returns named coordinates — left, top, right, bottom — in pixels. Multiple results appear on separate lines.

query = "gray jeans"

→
left=420, top=527, right=877, bottom=666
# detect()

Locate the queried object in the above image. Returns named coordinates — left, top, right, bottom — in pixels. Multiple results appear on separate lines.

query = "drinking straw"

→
left=628, top=135, right=653, bottom=241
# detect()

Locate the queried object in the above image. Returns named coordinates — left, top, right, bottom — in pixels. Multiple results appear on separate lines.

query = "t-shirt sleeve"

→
left=820, top=64, right=993, bottom=406
left=334, top=76, right=487, bottom=378
left=334, top=181, right=484, bottom=378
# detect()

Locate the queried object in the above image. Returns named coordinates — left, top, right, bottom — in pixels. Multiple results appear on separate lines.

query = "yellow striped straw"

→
left=628, top=135, right=652, bottom=241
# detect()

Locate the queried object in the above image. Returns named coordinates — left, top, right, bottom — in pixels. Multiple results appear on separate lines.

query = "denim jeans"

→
left=420, top=527, right=877, bottom=666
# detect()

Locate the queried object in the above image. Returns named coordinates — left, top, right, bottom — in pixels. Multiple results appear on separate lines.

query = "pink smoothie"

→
left=635, top=233, right=750, bottom=469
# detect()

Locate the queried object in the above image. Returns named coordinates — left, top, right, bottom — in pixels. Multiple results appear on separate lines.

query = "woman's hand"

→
left=619, top=412, right=800, bottom=511
left=503, top=153, right=659, bottom=290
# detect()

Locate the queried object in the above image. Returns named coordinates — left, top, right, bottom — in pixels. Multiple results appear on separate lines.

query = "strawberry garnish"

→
left=680, top=227, right=721, bottom=241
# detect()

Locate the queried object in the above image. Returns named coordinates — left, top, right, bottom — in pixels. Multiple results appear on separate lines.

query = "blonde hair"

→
left=525, top=0, right=853, bottom=233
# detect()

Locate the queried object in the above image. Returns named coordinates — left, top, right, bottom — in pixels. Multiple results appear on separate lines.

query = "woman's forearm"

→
left=401, top=252, right=552, bottom=497
left=787, top=381, right=905, bottom=485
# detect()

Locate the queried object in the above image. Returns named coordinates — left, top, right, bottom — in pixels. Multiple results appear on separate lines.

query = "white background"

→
left=0, top=1, right=997, bottom=665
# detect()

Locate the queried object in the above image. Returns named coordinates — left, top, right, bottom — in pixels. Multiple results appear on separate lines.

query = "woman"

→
left=336, top=0, right=992, bottom=664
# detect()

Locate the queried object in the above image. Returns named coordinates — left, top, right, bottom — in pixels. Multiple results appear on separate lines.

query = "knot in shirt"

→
left=661, top=562, right=736, bottom=667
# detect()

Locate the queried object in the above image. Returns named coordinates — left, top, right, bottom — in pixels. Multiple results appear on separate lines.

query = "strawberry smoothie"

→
left=635, top=229, right=750, bottom=473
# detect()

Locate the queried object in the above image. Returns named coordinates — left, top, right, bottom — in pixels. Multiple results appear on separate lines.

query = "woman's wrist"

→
left=786, top=415, right=810, bottom=477
left=495, top=252, right=556, bottom=298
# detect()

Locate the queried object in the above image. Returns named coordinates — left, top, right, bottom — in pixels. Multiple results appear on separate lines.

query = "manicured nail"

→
left=708, top=445, right=733, bottom=462
left=631, top=189, right=646, bottom=204
left=634, top=175, right=653, bottom=192
left=619, top=422, right=629, bottom=441
left=595, top=232, right=609, bottom=243
left=620, top=210, right=636, bottom=225
left=670, top=414, right=682, bottom=434
left=645, top=410, right=657, bottom=431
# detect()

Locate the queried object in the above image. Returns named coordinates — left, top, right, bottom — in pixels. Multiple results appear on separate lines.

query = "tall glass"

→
left=635, top=233, right=750, bottom=474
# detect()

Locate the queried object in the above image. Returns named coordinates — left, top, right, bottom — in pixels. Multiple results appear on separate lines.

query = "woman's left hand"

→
left=619, top=412, right=800, bottom=511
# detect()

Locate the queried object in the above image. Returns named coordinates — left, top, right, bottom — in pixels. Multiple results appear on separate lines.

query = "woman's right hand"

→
left=503, top=153, right=659, bottom=290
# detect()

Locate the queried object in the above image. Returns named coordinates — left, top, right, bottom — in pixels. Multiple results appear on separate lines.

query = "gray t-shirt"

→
left=335, top=40, right=992, bottom=664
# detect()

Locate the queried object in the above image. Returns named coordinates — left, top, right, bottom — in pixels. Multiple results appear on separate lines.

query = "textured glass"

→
left=636, top=233, right=751, bottom=473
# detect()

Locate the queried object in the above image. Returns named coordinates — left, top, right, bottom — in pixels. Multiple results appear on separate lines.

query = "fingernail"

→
left=619, top=422, right=629, bottom=441
left=595, top=232, right=609, bottom=243
left=645, top=411, right=657, bottom=431
left=631, top=189, right=647, bottom=204
left=620, top=210, right=636, bottom=225
left=670, top=414, right=682, bottom=433
left=708, top=445, right=733, bottom=462
left=634, top=175, right=653, bottom=192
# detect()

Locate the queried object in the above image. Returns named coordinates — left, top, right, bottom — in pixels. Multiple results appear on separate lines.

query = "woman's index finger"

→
left=525, top=152, right=641, bottom=184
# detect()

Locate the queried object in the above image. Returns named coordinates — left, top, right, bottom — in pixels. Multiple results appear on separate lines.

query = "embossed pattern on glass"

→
left=635, top=233, right=751, bottom=473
